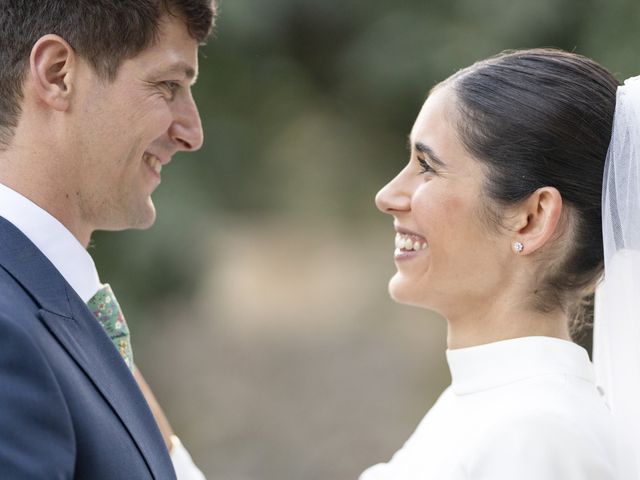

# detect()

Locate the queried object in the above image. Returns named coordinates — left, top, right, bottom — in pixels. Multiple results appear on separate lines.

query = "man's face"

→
left=69, top=14, right=203, bottom=238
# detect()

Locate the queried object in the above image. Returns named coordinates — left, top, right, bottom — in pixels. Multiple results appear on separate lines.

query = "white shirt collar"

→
left=446, top=336, right=594, bottom=395
left=0, top=183, right=101, bottom=302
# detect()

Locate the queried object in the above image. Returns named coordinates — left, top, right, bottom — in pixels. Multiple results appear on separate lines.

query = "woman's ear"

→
left=510, top=187, right=563, bottom=255
left=29, top=34, right=77, bottom=112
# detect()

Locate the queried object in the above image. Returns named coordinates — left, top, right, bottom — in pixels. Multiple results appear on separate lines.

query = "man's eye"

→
left=161, top=81, right=180, bottom=99
left=417, top=157, right=434, bottom=175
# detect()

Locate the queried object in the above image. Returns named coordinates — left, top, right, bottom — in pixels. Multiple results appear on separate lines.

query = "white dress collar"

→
left=0, top=183, right=101, bottom=302
left=446, top=336, right=594, bottom=395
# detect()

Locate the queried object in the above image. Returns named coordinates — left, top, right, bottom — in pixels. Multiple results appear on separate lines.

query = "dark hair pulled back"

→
left=446, top=48, right=619, bottom=342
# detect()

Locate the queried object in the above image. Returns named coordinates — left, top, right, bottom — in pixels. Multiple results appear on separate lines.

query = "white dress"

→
left=360, top=336, right=616, bottom=479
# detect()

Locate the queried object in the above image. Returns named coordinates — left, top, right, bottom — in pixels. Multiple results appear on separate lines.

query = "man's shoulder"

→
left=0, top=263, right=55, bottom=344
left=0, top=261, right=37, bottom=301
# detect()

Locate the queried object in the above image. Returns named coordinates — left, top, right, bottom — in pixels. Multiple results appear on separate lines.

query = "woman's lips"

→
left=395, top=232, right=428, bottom=251
left=394, top=231, right=428, bottom=259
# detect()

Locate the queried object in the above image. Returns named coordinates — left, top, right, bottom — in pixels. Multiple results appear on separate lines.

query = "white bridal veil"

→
left=594, top=75, right=640, bottom=479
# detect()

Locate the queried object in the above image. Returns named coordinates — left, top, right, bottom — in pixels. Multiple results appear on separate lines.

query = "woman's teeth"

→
left=395, top=233, right=427, bottom=251
left=144, top=153, right=162, bottom=175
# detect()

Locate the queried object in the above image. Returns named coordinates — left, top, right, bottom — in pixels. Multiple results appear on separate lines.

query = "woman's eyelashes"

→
left=417, top=157, right=435, bottom=175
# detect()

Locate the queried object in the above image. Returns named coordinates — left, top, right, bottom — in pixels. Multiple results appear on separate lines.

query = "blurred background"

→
left=91, top=0, right=639, bottom=478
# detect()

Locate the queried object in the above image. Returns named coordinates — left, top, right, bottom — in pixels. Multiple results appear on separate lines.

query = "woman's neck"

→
left=445, top=301, right=571, bottom=350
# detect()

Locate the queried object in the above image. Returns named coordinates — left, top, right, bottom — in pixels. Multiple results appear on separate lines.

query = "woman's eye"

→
left=417, top=157, right=434, bottom=175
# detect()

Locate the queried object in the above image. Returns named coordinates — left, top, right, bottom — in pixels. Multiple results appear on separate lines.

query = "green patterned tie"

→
left=87, top=284, right=134, bottom=371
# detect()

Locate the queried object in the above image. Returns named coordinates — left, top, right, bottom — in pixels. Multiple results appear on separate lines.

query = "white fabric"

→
left=0, top=183, right=101, bottom=302
left=171, top=436, right=206, bottom=480
left=360, top=336, right=615, bottom=480
left=0, top=182, right=204, bottom=479
left=594, top=75, right=640, bottom=479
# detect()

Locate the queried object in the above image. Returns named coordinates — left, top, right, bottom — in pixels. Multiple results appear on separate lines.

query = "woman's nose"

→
left=375, top=167, right=412, bottom=214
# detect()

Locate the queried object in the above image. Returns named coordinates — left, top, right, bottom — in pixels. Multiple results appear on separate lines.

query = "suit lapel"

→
left=0, top=217, right=174, bottom=480
left=39, top=307, right=173, bottom=480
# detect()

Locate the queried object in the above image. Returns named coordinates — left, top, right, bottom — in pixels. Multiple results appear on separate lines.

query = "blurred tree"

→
left=86, top=2, right=640, bottom=477
left=93, top=0, right=636, bottom=328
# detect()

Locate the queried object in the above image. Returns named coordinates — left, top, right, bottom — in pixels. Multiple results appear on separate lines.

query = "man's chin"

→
left=133, top=202, right=157, bottom=230
left=106, top=202, right=158, bottom=232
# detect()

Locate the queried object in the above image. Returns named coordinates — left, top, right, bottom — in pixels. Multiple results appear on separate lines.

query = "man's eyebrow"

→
left=153, top=61, right=198, bottom=83
left=408, top=138, right=446, bottom=167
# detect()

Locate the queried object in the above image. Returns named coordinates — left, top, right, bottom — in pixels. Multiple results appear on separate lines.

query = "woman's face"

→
left=375, top=86, right=513, bottom=318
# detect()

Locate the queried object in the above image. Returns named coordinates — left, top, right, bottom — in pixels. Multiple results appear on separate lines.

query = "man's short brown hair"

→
left=0, top=0, right=216, bottom=147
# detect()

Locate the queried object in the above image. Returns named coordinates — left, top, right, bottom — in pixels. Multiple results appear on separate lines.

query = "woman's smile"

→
left=394, top=231, right=428, bottom=260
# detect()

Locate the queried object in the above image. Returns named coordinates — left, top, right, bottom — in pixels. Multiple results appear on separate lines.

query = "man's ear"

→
left=29, top=34, right=77, bottom=112
left=510, top=187, right=563, bottom=255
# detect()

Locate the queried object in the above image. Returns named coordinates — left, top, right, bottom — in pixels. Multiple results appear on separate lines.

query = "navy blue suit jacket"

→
left=0, top=217, right=176, bottom=479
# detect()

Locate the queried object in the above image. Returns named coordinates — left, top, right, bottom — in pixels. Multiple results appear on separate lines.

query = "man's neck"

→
left=0, top=151, right=92, bottom=248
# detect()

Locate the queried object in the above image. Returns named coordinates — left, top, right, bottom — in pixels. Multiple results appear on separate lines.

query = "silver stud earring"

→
left=513, top=241, right=524, bottom=254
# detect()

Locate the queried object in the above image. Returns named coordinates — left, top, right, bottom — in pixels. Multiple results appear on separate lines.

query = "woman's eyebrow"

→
left=414, top=141, right=446, bottom=167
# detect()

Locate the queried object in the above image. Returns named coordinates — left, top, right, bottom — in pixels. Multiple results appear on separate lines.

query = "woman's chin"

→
left=388, top=274, right=426, bottom=307
left=388, top=273, right=446, bottom=314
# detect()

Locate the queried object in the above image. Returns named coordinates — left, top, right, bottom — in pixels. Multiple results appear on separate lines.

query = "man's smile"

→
left=143, top=152, right=163, bottom=176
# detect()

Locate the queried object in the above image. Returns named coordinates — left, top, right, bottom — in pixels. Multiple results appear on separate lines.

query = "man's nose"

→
left=170, top=92, right=204, bottom=152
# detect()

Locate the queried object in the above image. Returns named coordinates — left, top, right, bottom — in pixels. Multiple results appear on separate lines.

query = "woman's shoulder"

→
left=497, top=373, right=610, bottom=422
left=469, top=373, right=613, bottom=443
left=460, top=376, right=616, bottom=479
left=464, top=407, right=615, bottom=479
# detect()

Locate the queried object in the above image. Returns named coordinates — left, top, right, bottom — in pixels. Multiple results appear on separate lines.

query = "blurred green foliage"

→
left=91, top=0, right=640, bottom=320
left=86, top=2, right=640, bottom=476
